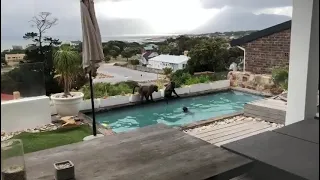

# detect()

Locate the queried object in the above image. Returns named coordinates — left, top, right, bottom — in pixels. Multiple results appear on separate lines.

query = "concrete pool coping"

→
left=81, top=87, right=230, bottom=114
left=81, top=87, right=271, bottom=135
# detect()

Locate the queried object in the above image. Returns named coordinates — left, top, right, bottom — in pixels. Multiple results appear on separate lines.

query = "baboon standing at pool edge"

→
left=132, top=84, right=158, bottom=103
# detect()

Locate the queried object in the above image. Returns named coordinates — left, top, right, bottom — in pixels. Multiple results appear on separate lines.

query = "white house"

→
left=147, top=55, right=189, bottom=72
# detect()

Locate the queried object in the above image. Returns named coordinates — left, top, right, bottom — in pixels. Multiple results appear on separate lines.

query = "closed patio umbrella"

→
left=80, top=0, right=104, bottom=137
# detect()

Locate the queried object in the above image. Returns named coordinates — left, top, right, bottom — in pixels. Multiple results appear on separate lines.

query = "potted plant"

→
left=54, top=160, right=75, bottom=180
left=51, top=45, right=84, bottom=116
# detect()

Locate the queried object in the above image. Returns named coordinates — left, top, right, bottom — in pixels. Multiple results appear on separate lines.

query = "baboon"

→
left=132, top=84, right=158, bottom=102
left=164, top=81, right=180, bottom=103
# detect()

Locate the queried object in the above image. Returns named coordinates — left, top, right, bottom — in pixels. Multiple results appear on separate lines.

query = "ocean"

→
left=1, top=34, right=178, bottom=51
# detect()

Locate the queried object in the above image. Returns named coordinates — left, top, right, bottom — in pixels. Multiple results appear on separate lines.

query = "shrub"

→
left=211, top=71, right=228, bottom=81
left=272, top=68, right=289, bottom=90
left=115, top=80, right=139, bottom=89
left=104, top=56, right=111, bottom=62
left=184, top=75, right=211, bottom=85
left=170, top=69, right=213, bottom=87
left=129, top=59, right=139, bottom=65
left=163, top=67, right=173, bottom=76
left=80, top=81, right=134, bottom=99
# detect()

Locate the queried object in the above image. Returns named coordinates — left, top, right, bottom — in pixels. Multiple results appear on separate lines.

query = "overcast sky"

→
left=1, top=0, right=292, bottom=39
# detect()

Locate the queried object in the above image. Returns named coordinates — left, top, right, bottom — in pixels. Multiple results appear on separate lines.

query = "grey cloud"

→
left=1, top=0, right=292, bottom=42
left=193, top=8, right=291, bottom=33
left=201, top=0, right=292, bottom=10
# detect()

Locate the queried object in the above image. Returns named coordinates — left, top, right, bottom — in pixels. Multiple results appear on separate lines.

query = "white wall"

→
left=286, top=0, right=319, bottom=125
left=148, top=60, right=187, bottom=71
left=1, top=96, right=51, bottom=133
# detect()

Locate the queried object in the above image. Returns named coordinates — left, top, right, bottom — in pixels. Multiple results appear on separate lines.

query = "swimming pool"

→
left=93, top=91, right=263, bottom=133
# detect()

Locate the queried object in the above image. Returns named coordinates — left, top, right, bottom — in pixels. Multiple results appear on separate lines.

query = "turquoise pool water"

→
left=93, top=91, right=263, bottom=133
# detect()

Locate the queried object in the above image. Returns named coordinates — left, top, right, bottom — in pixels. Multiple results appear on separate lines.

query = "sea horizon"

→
left=1, top=34, right=180, bottom=51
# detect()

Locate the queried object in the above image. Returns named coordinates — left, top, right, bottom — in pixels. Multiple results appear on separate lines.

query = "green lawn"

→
left=11, top=125, right=92, bottom=154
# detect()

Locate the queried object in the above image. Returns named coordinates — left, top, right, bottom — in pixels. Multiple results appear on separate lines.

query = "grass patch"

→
left=11, top=125, right=92, bottom=153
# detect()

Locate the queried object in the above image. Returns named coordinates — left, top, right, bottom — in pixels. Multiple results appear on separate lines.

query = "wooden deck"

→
left=244, top=98, right=287, bottom=124
left=244, top=93, right=319, bottom=124
left=184, top=117, right=281, bottom=147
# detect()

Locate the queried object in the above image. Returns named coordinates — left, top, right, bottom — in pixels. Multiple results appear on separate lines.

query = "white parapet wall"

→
left=189, top=80, right=230, bottom=93
left=210, top=80, right=230, bottom=89
left=49, top=80, right=231, bottom=113
left=100, top=96, right=129, bottom=107
left=81, top=99, right=101, bottom=111
left=1, top=96, right=51, bottom=133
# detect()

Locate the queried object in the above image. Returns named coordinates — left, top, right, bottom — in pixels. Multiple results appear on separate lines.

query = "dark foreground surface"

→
left=25, top=124, right=252, bottom=180
left=223, top=119, right=319, bottom=180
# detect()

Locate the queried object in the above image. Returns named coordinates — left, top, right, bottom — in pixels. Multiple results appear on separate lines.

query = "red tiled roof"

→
left=1, top=93, right=14, bottom=101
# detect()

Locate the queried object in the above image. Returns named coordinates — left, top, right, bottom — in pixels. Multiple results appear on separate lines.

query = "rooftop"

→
left=148, top=54, right=189, bottom=64
left=230, top=20, right=292, bottom=46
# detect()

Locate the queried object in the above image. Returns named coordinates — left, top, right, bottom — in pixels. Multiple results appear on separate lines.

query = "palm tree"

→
left=163, top=67, right=173, bottom=79
left=53, top=45, right=81, bottom=97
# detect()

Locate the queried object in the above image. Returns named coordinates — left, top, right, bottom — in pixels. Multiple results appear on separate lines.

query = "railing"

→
left=1, top=62, right=46, bottom=101
left=1, top=62, right=51, bottom=133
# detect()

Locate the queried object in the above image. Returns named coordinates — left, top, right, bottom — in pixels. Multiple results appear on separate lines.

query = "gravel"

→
left=183, top=115, right=284, bottom=134
left=1, top=123, right=59, bottom=142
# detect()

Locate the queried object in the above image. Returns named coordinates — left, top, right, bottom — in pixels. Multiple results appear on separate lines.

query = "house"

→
left=12, top=45, right=23, bottom=50
left=147, top=55, right=189, bottom=72
left=140, top=51, right=159, bottom=65
left=5, top=54, right=26, bottom=66
left=143, top=44, right=158, bottom=51
left=231, top=20, right=291, bottom=74
left=70, top=41, right=82, bottom=46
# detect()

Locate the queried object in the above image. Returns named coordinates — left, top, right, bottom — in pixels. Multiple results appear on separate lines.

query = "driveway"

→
left=94, top=64, right=159, bottom=84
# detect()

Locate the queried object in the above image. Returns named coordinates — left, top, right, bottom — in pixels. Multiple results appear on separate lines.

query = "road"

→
left=94, top=64, right=159, bottom=84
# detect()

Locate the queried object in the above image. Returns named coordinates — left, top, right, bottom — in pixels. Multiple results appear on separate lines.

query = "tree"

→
left=23, top=12, right=58, bottom=56
left=109, top=50, right=118, bottom=59
left=103, top=45, right=109, bottom=57
left=163, top=67, right=173, bottom=78
left=187, top=39, right=228, bottom=73
left=21, top=12, right=62, bottom=95
left=1, top=57, right=7, bottom=66
left=159, top=45, right=171, bottom=54
left=104, top=55, right=111, bottom=62
left=121, top=48, right=133, bottom=61
left=53, top=46, right=81, bottom=97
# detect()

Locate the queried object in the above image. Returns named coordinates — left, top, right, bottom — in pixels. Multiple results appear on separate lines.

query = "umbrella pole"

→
left=89, top=70, right=97, bottom=136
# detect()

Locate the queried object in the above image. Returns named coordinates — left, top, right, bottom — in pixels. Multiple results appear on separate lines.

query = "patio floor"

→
left=24, top=124, right=253, bottom=180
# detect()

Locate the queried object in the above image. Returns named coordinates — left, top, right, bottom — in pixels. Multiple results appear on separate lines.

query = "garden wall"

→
left=49, top=80, right=230, bottom=115
left=1, top=96, right=51, bottom=132
left=126, top=65, right=164, bottom=74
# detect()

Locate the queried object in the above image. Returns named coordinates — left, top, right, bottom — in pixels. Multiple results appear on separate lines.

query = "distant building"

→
left=143, top=44, right=158, bottom=51
left=70, top=41, right=81, bottom=46
left=5, top=54, right=26, bottom=66
left=147, top=55, right=189, bottom=72
left=12, top=45, right=23, bottom=50
left=231, top=20, right=291, bottom=74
